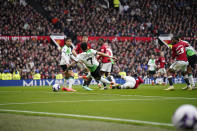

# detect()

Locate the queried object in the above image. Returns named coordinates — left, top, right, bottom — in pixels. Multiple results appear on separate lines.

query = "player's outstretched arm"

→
left=97, top=52, right=117, bottom=60
left=72, top=49, right=77, bottom=57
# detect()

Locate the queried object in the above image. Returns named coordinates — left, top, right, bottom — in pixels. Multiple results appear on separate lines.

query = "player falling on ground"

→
left=97, top=38, right=115, bottom=90
left=112, top=74, right=144, bottom=89
left=75, top=36, right=93, bottom=90
left=165, top=36, right=191, bottom=91
left=156, top=51, right=167, bottom=85
left=60, top=37, right=76, bottom=92
left=67, top=42, right=117, bottom=89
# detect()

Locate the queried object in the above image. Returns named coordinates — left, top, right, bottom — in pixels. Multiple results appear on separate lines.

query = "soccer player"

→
left=183, top=40, right=197, bottom=89
left=75, top=36, right=93, bottom=90
left=67, top=42, right=117, bottom=88
left=165, top=36, right=191, bottom=90
left=112, top=75, right=144, bottom=89
left=148, top=55, right=157, bottom=85
left=75, top=36, right=91, bottom=54
left=156, top=51, right=167, bottom=85
left=97, top=39, right=115, bottom=89
left=60, top=37, right=76, bottom=92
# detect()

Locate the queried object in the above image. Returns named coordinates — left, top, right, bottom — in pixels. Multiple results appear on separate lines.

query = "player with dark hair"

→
left=60, top=37, right=76, bottom=92
left=97, top=38, right=115, bottom=89
left=165, top=36, right=191, bottom=90
left=148, top=55, right=157, bottom=85
left=75, top=36, right=93, bottom=90
left=156, top=51, right=167, bottom=85
left=180, top=39, right=197, bottom=89
left=67, top=42, right=117, bottom=88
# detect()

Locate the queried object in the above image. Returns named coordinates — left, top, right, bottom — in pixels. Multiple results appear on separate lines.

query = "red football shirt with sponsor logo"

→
left=157, top=57, right=166, bottom=68
left=172, top=41, right=189, bottom=61
left=97, top=44, right=112, bottom=63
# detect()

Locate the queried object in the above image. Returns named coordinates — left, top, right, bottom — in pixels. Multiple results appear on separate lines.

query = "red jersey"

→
left=75, top=42, right=91, bottom=54
left=98, top=44, right=112, bottom=63
left=172, top=41, right=189, bottom=61
left=157, top=57, right=165, bottom=68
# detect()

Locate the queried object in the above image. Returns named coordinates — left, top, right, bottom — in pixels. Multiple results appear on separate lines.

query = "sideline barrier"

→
left=0, top=78, right=196, bottom=87
left=0, top=79, right=124, bottom=87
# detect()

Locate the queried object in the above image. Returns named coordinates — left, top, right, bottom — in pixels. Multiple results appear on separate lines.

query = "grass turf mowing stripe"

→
left=70, top=92, right=197, bottom=100
left=0, top=98, right=156, bottom=106
left=0, top=109, right=173, bottom=127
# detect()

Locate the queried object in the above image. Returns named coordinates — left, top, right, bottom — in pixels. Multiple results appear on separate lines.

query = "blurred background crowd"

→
left=0, top=0, right=196, bottom=79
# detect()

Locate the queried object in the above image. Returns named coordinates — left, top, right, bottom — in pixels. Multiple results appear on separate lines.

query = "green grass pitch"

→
left=0, top=84, right=196, bottom=131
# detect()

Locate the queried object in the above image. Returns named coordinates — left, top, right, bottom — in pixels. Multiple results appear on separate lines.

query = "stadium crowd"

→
left=0, top=39, right=60, bottom=79
left=34, top=0, right=196, bottom=37
left=0, top=0, right=196, bottom=79
left=0, top=0, right=60, bottom=36
left=0, top=38, right=196, bottom=79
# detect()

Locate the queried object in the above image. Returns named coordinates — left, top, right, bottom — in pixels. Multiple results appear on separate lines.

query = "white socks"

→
left=189, top=75, right=195, bottom=87
left=63, top=79, right=67, bottom=87
left=68, top=78, right=74, bottom=89
left=100, top=77, right=111, bottom=84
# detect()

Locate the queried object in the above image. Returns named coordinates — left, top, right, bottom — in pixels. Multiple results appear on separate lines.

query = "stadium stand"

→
left=0, top=0, right=196, bottom=79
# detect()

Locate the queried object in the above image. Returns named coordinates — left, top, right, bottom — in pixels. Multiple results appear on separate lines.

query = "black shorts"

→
left=111, top=64, right=114, bottom=72
left=60, top=65, right=67, bottom=72
left=188, top=55, right=197, bottom=68
left=149, top=70, right=156, bottom=75
left=91, top=65, right=101, bottom=80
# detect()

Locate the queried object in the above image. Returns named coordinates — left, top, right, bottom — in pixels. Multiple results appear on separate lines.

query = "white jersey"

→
left=148, top=59, right=156, bottom=71
left=76, top=49, right=99, bottom=72
left=121, top=76, right=136, bottom=89
left=60, top=45, right=76, bottom=65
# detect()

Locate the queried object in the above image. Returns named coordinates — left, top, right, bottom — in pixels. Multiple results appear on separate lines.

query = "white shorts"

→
left=170, top=61, right=189, bottom=72
left=157, top=68, right=166, bottom=74
left=101, top=62, right=112, bottom=72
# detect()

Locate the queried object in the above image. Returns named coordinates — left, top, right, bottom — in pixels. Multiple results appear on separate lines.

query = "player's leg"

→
left=165, top=64, right=175, bottom=91
left=148, top=71, right=155, bottom=85
left=91, top=66, right=113, bottom=90
left=100, top=63, right=110, bottom=88
left=156, top=71, right=162, bottom=85
left=163, top=68, right=167, bottom=85
left=62, top=64, right=76, bottom=92
left=187, top=66, right=195, bottom=87
left=180, top=62, right=192, bottom=90
left=182, top=71, right=191, bottom=90
left=67, top=70, right=76, bottom=91
left=187, top=55, right=197, bottom=89
left=166, top=69, right=174, bottom=90
left=60, top=65, right=69, bottom=90
left=82, top=77, right=93, bottom=91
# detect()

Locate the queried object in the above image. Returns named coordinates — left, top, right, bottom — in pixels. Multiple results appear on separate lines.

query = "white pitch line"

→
left=0, top=109, right=173, bottom=127
left=1, top=90, right=197, bottom=100
left=71, top=92, right=197, bottom=100
left=0, top=91, right=21, bottom=93
left=0, top=98, right=156, bottom=106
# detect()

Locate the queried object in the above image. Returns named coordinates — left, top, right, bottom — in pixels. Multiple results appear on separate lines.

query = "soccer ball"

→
left=52, top=84, right=60, bottom=92
left=172, top=104, right=197, bottom=130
